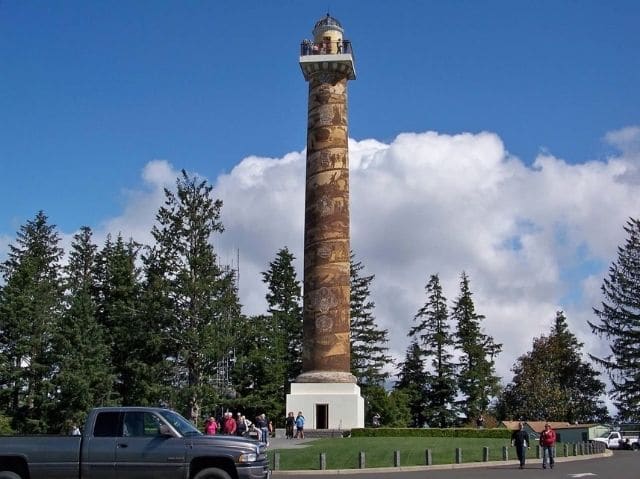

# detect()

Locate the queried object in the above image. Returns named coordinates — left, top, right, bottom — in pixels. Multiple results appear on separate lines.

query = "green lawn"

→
left=269, top=437, right=565, bottom=470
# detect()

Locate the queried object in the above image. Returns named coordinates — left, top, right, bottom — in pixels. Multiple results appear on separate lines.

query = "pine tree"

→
left=350, top=252, right=392, bottom=389
left=0, top=211, right=63, bottom=432
left=261, top=247, right=303, bottom=386
left=50, top=226, right=115, bottom=432
left=148, top=170, right=240, bottom=421
left=229, top=248, right=302, bottom=423
left=394, top=340, right=429, bottom=427
left=451, top=272, right=502, bottom=423
left=589, top=218, right=640, bottom=421
left=95, top=234, right=148, bottom=405
left=135, top=245, right=176, bottom=407
left=498, top=311, right=608, bottom=422
left=410, top=274, right=458, bottom=428
left=231, top=314, right=284, bottom=421
left=549, top=312, right=608, bottom=422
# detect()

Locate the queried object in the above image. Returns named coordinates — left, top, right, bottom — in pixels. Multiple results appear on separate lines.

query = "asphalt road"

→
left=272, top=449, right=637, bottom=478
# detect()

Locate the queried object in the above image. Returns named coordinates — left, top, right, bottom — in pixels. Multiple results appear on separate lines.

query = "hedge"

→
left=0, top=415, right=13, bottom=435
left=350, top=427, right=512, bottom=439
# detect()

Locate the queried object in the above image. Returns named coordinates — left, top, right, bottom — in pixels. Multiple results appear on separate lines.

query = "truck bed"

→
left=0, top=436, right=81, bottom=479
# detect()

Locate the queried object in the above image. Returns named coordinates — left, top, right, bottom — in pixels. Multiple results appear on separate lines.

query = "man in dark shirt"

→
left=511, top=422, right=529, bottom=469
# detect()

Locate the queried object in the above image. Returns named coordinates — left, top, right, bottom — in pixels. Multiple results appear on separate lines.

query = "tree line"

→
left=0, top=171, right=636, bottom=433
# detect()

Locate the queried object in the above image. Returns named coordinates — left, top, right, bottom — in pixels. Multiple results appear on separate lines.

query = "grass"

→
left=268, top=437, right=565, bottom=470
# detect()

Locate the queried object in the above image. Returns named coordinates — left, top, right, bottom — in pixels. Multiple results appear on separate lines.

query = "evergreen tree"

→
left=350, top=252, right=392, bottom=389
left=261, top=247, right=303, bottom=387
left=410, top=274, right=458, bottom=428
left=50, top=226, right=115, bottom=431
left=148, top=170, right=240, bottom=421
left=549, top=312, right=608, bottom=422
left=138, top=245, right=184, bottom=408
left=498, top=311, right=608, bottom=422
left=0, top=211, right=63, bottom=432
left=451, top=272, right=502, bottom=423
left=231, top=314, right=284, bottom=422
left=589, top=218, right=640, bottom=421
left=364, top=385, right=411, bottom=427
left=395, top=340, right=429, bottom=427
left=95, top=234, right=148, bottom=405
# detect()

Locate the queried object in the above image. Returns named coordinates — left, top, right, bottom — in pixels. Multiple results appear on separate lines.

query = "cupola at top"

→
left=299, top=13, right=355, bottom=80
left=312, top=13, right=344, bottom=43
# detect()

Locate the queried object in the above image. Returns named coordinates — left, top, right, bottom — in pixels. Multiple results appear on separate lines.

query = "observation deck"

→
left=299, top=41, right=356, bottom=81
left=299, top=13, right=356, bottom=81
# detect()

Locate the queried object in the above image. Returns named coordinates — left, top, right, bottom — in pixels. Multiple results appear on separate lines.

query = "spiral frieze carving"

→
left=302, top=72, right=353, bottom=379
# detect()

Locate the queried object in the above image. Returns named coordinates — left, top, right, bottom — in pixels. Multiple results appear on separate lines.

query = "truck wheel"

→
left=193, top=468, right=232, bottom=479
left=633, top=443, right=640, bottom=451
left=0, top=472, right=21, bottom=479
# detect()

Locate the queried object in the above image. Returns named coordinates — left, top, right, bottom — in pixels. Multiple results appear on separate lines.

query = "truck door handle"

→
left=117, top=443, right=128, bottom=448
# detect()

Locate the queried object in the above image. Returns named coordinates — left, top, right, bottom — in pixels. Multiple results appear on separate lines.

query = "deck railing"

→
left=300, top=40, right=353, bottom=56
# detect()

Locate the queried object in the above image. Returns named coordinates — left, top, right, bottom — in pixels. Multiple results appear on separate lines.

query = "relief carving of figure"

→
left=307, top=287, right=338, bottom=314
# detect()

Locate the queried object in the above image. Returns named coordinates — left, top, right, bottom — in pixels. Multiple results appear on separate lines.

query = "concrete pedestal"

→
left=286, top=382, right=364, bottom=430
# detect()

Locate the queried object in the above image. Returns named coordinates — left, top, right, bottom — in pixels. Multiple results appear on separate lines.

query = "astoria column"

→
left=287, top=14, right=364, bottom=430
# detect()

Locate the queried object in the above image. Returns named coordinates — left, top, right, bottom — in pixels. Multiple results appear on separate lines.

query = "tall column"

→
left=298, top=72, right=354, bottom=383
left=288, top=15, right=363, bottom=429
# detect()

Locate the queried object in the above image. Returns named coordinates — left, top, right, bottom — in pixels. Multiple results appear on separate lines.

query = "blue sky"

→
left=2, top=1, right=638, bottom=232
left=2, top=1, right=640, bottom=392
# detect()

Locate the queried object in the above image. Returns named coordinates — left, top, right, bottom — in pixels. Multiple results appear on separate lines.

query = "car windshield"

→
left=158, top=410, right=202, bottom=437
left=599, top=431, right=612, bottom=438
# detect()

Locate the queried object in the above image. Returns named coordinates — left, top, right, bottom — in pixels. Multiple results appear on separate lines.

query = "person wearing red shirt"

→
left=539, top=423, right=557, bottom=469
left=223, top=412, right=237, bottom=435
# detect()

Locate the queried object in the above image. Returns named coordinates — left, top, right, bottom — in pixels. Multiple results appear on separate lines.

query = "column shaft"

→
left=300, top=73, right=354, bottom=383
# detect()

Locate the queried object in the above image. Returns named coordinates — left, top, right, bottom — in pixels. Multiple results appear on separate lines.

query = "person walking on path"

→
left=540, top=422, right=557, bottom=469
left=294, top=411, right=305, bottom=439
left=256, top=413, right=269, bottom=445
left=511, top=422, right=529, bottom=469
left=285, top=412, right=295, bottom=439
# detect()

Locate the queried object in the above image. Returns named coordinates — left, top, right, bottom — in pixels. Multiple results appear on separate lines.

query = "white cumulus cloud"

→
left=87, top=126, right=640, bottom=393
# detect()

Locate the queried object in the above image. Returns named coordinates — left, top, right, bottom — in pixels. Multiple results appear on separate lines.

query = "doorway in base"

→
left=315, top=404, right=328, bottom=429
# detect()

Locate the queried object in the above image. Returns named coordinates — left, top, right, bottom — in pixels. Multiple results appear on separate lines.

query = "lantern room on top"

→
left=299, top=13, right=356, bottom=81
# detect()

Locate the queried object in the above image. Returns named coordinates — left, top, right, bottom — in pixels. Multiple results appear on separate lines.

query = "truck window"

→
left=94, top=412, right=121, bottom=437
left=123, top=412, right=163, bottom=437
left=158, top=409, right=201, bottom=437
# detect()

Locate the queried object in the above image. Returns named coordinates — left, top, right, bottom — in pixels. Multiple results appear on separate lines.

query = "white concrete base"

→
left=286, top=382, right=364, bottom=430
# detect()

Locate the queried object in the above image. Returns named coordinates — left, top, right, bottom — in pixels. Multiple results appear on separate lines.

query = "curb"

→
left=271, top=449, right=612, bottom=476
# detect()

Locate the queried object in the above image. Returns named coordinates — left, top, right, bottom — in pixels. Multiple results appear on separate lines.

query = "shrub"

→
left=0, top=415, right=14, bottom=435
left=350, top=427, right=511, bottom=439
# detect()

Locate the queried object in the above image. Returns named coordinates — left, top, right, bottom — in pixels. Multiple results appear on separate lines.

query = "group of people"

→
left=511, top=421, right=557, bottom=470
left=203, top=412, right=273, bottom=445
left=285, top=411, right=305, bottom=439
left=300, top=39, right=352, bottom=56
left=202, top=410, right=307, bottom=444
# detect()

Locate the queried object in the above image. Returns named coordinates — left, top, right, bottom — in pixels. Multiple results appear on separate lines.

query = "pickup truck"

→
left=0, top=406, right=270, bottom=479
left=591, top=430, right=640, bottom=450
